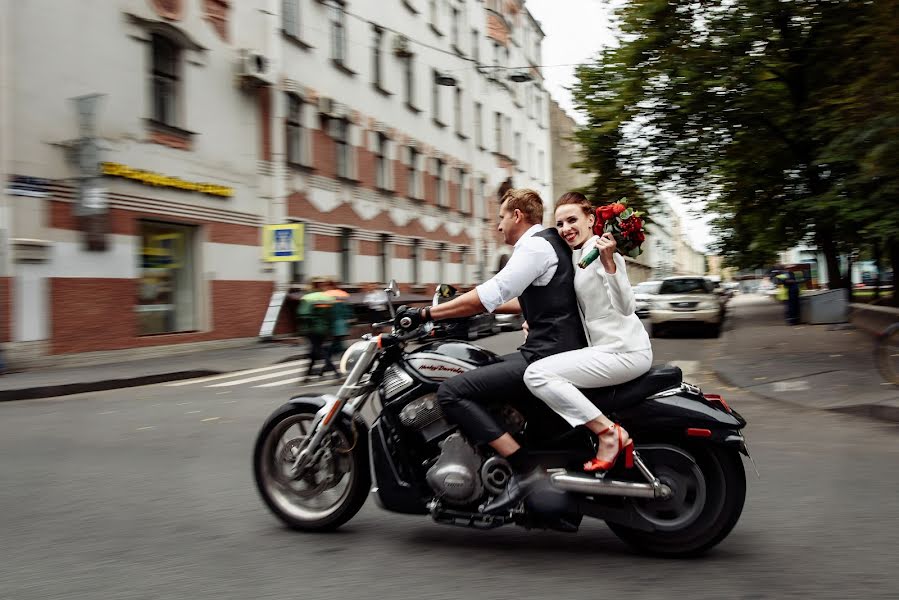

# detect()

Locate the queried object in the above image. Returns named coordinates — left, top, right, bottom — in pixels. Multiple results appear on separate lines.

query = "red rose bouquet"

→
left=578, top=198, right=647, bottom=268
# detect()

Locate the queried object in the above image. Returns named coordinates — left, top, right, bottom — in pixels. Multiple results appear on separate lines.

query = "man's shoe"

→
left=479, top=469, right=546, bottom=515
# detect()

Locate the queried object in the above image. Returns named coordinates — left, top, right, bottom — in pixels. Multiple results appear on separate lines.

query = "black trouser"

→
left=437, top=352, right=531, bottom=444
left=305, top=334, right=339, bottom=377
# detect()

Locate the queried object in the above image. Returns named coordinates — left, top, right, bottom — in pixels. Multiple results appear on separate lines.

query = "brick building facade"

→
left=0, top=0, right=551, bottom=365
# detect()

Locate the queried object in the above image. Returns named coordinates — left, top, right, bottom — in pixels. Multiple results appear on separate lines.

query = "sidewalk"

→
left=713, top=294, right=899, bottom=423
left=0, top=341, right=308, bottom=402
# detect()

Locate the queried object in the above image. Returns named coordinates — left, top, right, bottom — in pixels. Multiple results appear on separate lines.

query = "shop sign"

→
left=263, top=223, right=304, bottom=262
left=5, top=175, right=51, bottom=197
left=101, top=162, right=234, bottom=198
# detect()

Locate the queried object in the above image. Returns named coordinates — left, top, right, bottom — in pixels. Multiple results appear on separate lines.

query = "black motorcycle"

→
left=253, top=281, right=750, bottom=556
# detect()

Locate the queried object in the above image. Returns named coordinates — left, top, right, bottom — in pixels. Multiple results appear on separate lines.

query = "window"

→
left=537, top=150, right=545, bottom=181
left=514, top=132, right=521, bottom=165
left=330, top=118, right=351, bottom=178
left=432, top=70, right=443, bottom=124
left=375, top=132, right=389, bottom=189
left=474, top=102, right=482, bottom=147
left=151, top=34, right=180, bottom=127
left=372, top=26, right=384, bottom=88
left=407, top=146, right=419, bottom=198
left=412, top=238, right=421, bottom=283
left=137, top=221, right=196, bottom=335
left=451, top=7, right=460, bottom=49
left=455, top=169, right=465, bottom=211
left=286, top=93, right=305, bottom=165
left=379, top=234, right=390, bottom=283
left=494, top=112, right=502, bottom=153
left=454, top=88, right=463, bottom=135
left=471, top=29, right=480, bottom=64
left=504, top=116, right=511, bottom=154
left=329, top=2, right=347, bottom=64
left=492, top=42, right=500, bottom=68
left=283, top=0, right=300, bottom=37
left=403, top=55, right=416, bottom=107
left=438, top=243, right=446, bottom=283
left=535, top=92, right=542, bottom=126
left=340, top=228, right=352, bottom=283
left=435, top=158, right=446, bottom=207
left=476, top=176, right=487, bottom=220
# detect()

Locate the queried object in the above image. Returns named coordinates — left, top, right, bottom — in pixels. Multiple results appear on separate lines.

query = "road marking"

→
left=98, top=410, right=118, bottom=415
left=255, top=376, right=307, bottom=388
left=207, top=365, right=308, bottom=388
left=829, top=354, right=844, bottom=358
left=165, top=359, right=308, bottom=386
left=772, top=380, right=810, bottom=392
left=216, top=391, right=231, bottom=395
left=186, top=410, right=201, bottom=414
left=177, top=402, right=191, bottom=406
left=201, top=417, right=220, bottom=422
left=136, top=426, right=155, bottom=431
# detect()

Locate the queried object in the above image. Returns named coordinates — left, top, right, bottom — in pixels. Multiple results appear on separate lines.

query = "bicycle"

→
left=875, top=322, right=899, bottom=385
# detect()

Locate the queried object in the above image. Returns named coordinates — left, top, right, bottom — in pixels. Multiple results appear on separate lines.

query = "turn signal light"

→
left=686, top=428, right=712, bottom=438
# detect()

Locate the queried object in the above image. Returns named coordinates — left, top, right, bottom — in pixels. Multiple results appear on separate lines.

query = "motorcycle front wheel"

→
left=253, top=404, right=371, bottom=531
left=607, top=443, right=746, bottom=557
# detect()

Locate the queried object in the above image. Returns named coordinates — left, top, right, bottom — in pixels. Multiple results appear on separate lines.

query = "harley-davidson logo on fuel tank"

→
left=407, top=355, right=473, bottom=381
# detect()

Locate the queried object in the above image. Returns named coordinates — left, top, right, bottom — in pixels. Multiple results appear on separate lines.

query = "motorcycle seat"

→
left=581, top=365, right=683, bottom=414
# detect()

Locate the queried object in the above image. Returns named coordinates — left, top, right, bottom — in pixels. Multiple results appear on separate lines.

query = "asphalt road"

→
left=1, top=324, right=898, bottom=600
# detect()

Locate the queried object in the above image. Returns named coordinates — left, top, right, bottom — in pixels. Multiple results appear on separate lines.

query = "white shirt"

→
left=476, top=225, right=559, bottom=313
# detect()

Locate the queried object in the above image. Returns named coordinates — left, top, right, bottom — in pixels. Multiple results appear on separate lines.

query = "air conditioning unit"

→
left=318, top=96, right=335, bottom=116
left=392, top=34, right=412, bottom=57
left=237, top=49, right=273, bottom=89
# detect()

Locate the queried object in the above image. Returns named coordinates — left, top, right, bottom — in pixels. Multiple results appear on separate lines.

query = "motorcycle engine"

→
left=426, top=433, right=484, bottom=505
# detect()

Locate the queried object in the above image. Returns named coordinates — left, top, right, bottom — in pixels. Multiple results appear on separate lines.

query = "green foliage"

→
left=572, top=0, right=899, bottom=277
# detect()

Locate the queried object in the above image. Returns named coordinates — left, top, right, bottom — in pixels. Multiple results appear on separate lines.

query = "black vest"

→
left=517, top=228, right=587, bottom=363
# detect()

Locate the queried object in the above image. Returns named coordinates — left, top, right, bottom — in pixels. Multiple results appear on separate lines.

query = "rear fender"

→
left=614, top=393, right=748, bottom=453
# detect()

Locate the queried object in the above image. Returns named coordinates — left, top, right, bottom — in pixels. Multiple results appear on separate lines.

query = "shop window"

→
left=137, top=221, right=196, bottom=335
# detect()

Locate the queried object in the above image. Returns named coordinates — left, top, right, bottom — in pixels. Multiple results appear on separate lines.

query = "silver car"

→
left=650, top=276, right=723, bottom=337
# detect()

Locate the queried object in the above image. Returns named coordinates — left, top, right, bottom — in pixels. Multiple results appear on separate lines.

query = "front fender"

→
left=262, top=394, right=370, bottom=451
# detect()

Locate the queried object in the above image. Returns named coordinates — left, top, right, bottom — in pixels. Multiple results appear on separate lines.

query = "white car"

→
left=650, top=276, right=723, bottom=337
left=633, top=280, right=662, bottom=319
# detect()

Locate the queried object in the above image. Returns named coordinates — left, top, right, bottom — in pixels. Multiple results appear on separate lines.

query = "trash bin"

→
left=800, top=289, right=849, bottom=324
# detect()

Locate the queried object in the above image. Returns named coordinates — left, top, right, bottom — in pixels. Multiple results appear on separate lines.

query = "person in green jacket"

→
left=298, top=278, right=340, bottom=382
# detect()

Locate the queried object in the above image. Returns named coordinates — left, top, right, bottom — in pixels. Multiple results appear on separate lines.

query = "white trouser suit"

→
left=524, top=251, right=652, bottom=426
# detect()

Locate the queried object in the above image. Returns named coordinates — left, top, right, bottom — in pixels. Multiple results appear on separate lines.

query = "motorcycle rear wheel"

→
left=253, top=404, right=370, bottom=531
left=607, top=444, right=746, bottom=557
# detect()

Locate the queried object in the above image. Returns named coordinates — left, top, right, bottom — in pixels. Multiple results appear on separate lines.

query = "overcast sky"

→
left=526, top=0, right=713, bottom=251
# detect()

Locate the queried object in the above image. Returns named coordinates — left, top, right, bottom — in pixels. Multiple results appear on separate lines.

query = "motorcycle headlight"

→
left=339, top=340, right=370, bottom=375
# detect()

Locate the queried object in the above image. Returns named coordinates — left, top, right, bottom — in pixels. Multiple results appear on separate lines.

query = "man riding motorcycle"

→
left=395, top=188, right=586, bottom=514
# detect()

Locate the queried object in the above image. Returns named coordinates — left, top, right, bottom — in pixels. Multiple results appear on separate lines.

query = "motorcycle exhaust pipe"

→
left=549, top=472, right=670, bottom=499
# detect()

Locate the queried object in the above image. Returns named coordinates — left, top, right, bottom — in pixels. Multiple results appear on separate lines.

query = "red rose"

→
left=635, top=231, right=645, bottom=243
left=611, top=203, right=627, bottom=215
left=598, top=204, right=616, bottom=221
left=593, top=218, right=605, bottom=236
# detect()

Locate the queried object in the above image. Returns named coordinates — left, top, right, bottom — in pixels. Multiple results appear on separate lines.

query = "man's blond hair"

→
left=501, top=188, right=544, bottom=225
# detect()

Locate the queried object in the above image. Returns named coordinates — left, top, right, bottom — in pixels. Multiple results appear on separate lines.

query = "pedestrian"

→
left=774, top=268, right=801, bottom=325
left=297, top=277, right=340, bottom=383
left=323, top=278, right=351, bottom=378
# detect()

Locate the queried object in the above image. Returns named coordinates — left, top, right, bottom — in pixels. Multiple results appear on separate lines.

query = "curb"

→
left=0, top=370, right=219, bottom=403
left=713, top=366, right=899, bottom=425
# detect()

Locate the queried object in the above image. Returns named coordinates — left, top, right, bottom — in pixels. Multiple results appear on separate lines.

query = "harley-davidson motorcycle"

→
left=253, top=281, right=750, bottom=556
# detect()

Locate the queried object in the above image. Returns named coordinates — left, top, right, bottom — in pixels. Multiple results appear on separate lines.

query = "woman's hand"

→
left=593, top=233, right=617, bottom=273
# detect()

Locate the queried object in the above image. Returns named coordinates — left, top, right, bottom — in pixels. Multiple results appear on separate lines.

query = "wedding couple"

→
left=395, top=188, right=652, bottom=514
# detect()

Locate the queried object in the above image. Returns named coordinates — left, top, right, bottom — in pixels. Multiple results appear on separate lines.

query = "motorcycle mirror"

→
left=386, top=279, right=401, bottom=298
left=437, top=283, right=458, bottom=298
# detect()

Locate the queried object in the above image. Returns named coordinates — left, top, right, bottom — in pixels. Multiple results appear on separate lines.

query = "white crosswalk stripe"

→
left=166, top=359, right=308, bottom=386
left=164, top=359, right=346, bottom=390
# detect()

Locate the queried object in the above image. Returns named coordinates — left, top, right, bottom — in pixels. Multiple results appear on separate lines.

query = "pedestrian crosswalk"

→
left=165, top=359, right=343, bottom=390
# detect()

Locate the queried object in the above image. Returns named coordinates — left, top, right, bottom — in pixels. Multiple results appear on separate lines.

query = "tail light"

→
left=704, top=393, right=731, bottom=412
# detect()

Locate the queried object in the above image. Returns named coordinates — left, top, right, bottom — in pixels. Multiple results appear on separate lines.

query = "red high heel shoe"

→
left=583, top=423, right=634, bottom=472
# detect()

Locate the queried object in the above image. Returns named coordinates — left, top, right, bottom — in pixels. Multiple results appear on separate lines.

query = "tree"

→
left=572, top=0, right=897, bottom=291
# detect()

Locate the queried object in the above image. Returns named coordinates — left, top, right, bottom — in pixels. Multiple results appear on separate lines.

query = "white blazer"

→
left=571, top=249, right=652, bottom=353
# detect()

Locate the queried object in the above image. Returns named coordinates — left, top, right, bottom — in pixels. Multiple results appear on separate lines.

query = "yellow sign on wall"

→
left=101, top=162, right=234, bottom=197
left=263, top=223, right=304, bottom=262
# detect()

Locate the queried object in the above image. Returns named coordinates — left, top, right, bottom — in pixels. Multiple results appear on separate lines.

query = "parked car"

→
left=649, top=276, right=723, bottom=337
left=633, top=280, right=662, bottom=319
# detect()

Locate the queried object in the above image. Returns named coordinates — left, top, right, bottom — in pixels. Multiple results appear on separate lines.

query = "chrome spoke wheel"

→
left=260, top=412, right=355, bottom=522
